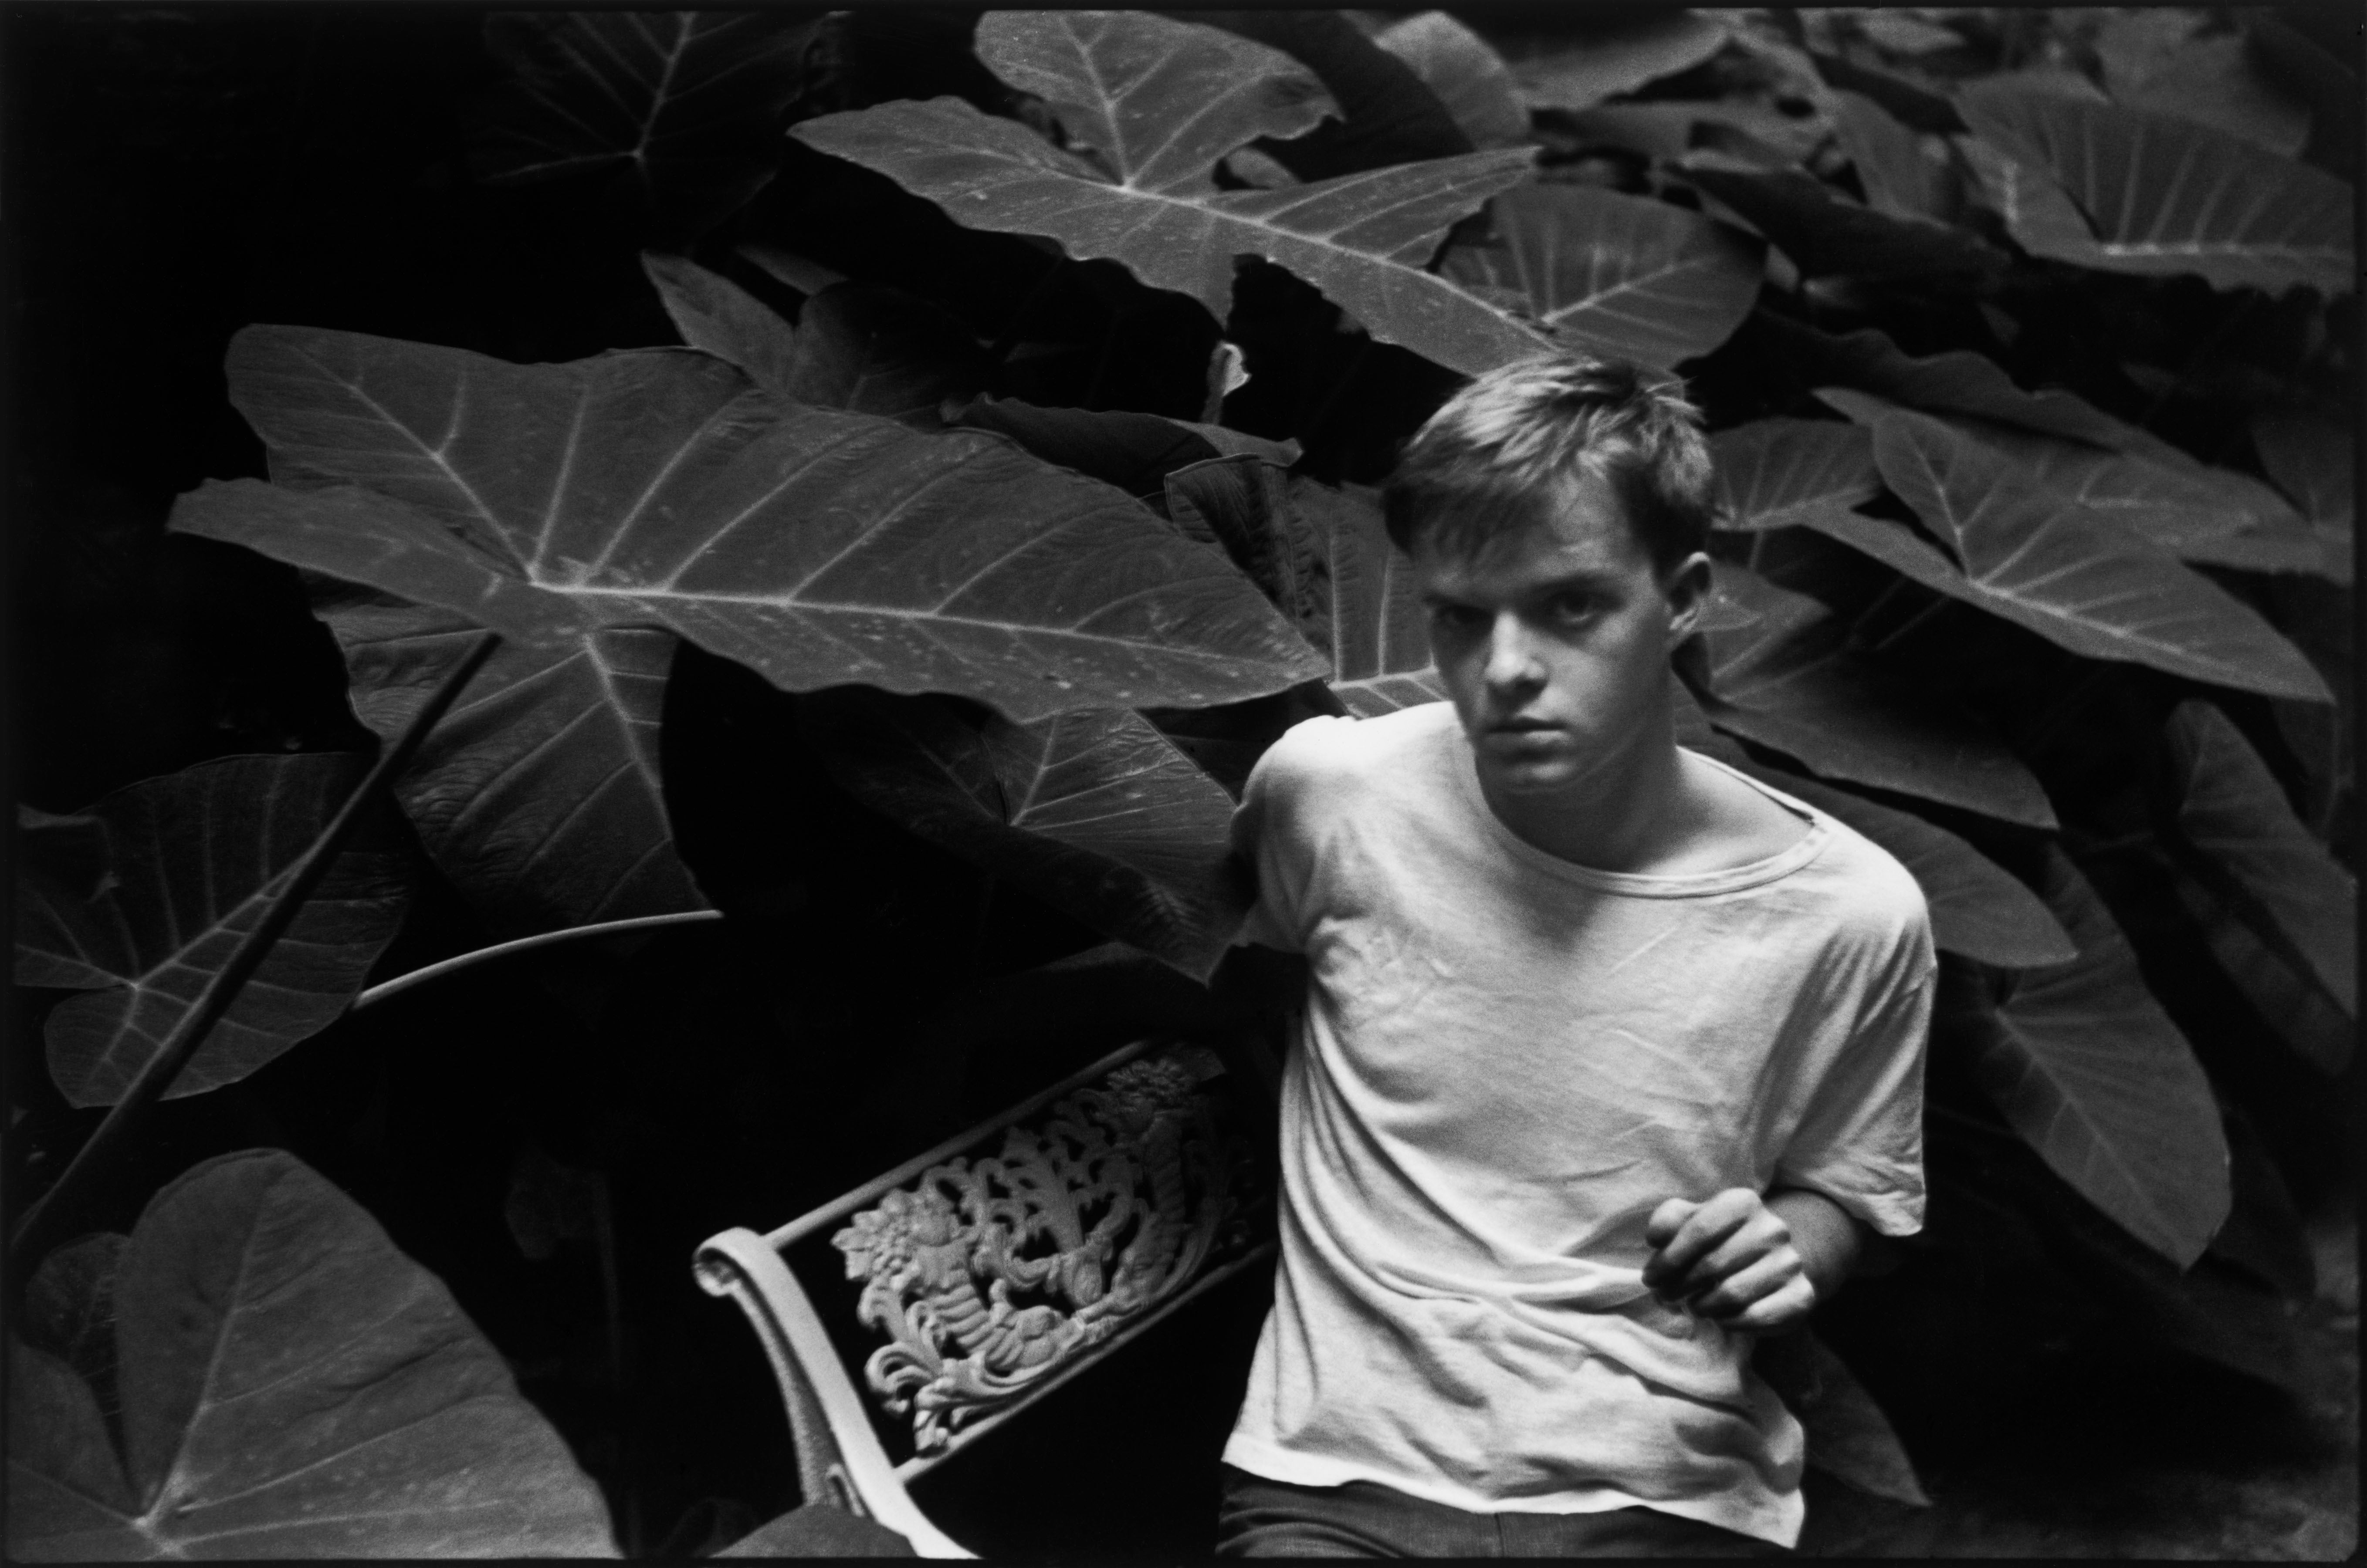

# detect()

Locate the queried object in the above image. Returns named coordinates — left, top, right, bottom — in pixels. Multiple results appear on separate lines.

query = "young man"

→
left=1212, top=356, right=1934, bottom=1557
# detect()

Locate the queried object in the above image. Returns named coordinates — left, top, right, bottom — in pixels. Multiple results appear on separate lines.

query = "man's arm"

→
left=1639, top=1186, right=1871, bottom=1334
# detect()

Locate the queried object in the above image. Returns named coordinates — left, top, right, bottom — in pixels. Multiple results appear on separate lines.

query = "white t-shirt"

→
left=1222, top=703, right=1933, bottom=1547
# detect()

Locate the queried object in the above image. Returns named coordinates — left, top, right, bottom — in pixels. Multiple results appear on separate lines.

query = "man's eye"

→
left=1547, top=593, right=1595, bottom=622
left=1430, top=604, right=1485, bottom=631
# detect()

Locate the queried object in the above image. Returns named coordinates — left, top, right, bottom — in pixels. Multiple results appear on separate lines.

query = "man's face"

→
left=1412, top=471, right=1707, bottom=797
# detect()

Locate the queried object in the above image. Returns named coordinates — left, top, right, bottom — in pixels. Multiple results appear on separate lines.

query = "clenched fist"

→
left=1641, top=1187, right=1825, bottom=1334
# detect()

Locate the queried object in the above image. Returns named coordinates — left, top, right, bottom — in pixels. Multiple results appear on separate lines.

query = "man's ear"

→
left=1662, top=551, right=1714, bottom=645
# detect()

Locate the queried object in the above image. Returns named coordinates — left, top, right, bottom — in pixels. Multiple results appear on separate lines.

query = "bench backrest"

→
left=696, top=1032, right=1277, bottom=1554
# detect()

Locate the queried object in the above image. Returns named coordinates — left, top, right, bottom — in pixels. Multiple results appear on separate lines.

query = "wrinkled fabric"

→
left=1223, top=706, right=1932, bottom=1548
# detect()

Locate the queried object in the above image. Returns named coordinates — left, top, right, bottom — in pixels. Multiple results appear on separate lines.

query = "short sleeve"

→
left=1229, top=720, right=1332, bottom=953
left=1773, top=939, right=1934, bottom=1238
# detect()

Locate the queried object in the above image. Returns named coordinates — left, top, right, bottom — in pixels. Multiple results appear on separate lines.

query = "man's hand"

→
left=1642, top=1188, right=1857, bottom=1334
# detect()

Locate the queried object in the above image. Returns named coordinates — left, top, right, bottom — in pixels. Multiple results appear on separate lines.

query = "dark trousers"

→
left=1216, top=1467, right=1788, bottom=1558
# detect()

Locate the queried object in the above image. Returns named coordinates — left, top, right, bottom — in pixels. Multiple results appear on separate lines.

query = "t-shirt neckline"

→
left=1441, top=719, right=1830, bottom=897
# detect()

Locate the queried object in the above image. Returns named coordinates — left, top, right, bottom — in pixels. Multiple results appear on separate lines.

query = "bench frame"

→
left=694, top=1033, right=1278, bottom=1558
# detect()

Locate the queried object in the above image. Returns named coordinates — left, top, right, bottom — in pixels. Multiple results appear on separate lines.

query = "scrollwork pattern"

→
left=831, top=1048, right=1253, bottom=1452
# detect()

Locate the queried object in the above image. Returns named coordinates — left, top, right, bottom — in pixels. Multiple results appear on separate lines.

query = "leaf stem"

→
left=9, top=631, right=501, bottom=1271
left=349, top=909, right=727, bottom=1013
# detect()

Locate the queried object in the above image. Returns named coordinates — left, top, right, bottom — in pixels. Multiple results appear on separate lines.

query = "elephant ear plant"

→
left=11, top=7, right=2354, bottom=1554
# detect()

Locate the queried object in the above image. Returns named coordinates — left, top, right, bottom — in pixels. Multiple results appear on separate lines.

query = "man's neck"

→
left=1474, top=722, right=1687, bottom=875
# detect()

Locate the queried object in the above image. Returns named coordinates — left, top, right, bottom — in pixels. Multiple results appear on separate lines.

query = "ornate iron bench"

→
left=694, top=1033, right=1277, bottom=1557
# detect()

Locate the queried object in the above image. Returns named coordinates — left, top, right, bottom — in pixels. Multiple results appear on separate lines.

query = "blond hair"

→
left=1382, top=355, right=1714, bottom=572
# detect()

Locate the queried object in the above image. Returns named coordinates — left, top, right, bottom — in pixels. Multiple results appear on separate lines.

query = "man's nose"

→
left=1483, top=612, right=1546, bottom=691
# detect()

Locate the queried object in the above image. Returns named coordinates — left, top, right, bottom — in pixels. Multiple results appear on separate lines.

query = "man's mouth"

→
left=1489, top=717, right=1559, bottom=733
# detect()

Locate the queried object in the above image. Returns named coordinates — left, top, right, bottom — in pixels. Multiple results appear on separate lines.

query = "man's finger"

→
left=1642, top=1195, right=1754, bottom=1287
left=1669, top=1227, right=1783, bottom=1301
left=1725, top=1275, right=1818, bottom=1334
left=1643, top=1197, right=1700, bottom=1248
left=1687, top=1250, right=1800, bottom=1320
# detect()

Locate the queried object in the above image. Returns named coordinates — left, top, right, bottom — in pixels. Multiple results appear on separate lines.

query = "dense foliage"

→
left=9, top=7, right=2355, bottom=1557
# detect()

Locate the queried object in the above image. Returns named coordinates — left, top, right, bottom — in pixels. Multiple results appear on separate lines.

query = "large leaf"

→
left=1952, top=417, right=2339, bottom=583
left=641, top=252, right=800, bottom=398
left=1679, top=161, right=2003, bottom=283
left=1150, top=466, right=1446, bottom=724
left=2093, top=17, right=2310, bottom=158
left=643, top=257, right=988, bottom=426
left=1165, top=456, right=1325, bottom=628
left=471, top=12, right=818, bottom=240
left=800, top=689, right=1246, bottom=980
left=1740, top=767, right=2072, bottom=970
left=1542, top=100, right=1826, bottom=165
left=1709, top=418, right=1880, bottom=532
left=2164, top=701, right=2355, bottom=1017
left=1952, top=849, right=2232, bottom=1267
left=1139, top=466, right=1443, bottom=720
left=790, top=13, right=1551, bottom=376
left=1439, top=182, right=1764, bottom=368
left=1808, top=51, right=1964, bottom=136
left=1812, top=409, right=2330, bottom=701
left=172, top=326, right=1326, bottom=722
left=1165, top=421, right=1304, bottom=469
left=1953, top=130, right=2113, bottom=275
left=948, top=397, right=1295, bottom=507
left=8, top=1342, right=127, bottom=1563
left=1297, top=480, right=1445, bottom=717
left=1830, top=89, right=1954, bottom=222
left=1734, top=314, right=2138, bottom=451
left=1956, top=83, right=2353, bottom=296
left=1698, top=562, right=2055, bottom=828
left=2174, top=876, right=2352, bottom=1078
left=21, top=1235, right=129, bottom=1426
left=754, top=284, right=988, bottom=427
left=5, top=1151, right=617, bottom=1559
left=1812, top=383, right=2337, bottom=583
left=14, top=755, right=408, bottom=1109
left=1139, top=683, right=1351, bottom=802
left=1674, top=692, right=2075, bottom=968
left=1195, top=10, right=1476, bottom=178
left=1501, top=12, right=1733, bottom=112
left=1372, top=12, right=1529, bottom=151
left=307, top=587, right=705, bottom=942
